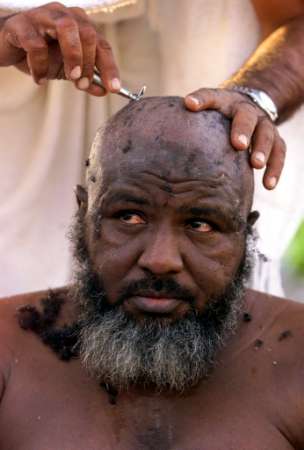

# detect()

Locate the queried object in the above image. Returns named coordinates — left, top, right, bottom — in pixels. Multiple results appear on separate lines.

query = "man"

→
left=1, top=0, right=303, bottom=296
left=0, top=97, right=303, bottom=449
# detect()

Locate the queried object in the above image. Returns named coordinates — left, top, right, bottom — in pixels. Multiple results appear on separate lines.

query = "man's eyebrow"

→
left=179, top=206, right=245, bottom=226
left=104, top=192, right=150, bottom=206
left=179, top=206, right=227, bottom=216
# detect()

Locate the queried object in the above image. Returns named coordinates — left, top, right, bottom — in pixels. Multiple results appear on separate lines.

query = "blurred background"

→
left=283, top=220, right=304, bottom=301
left=0, top=0, right=303, bottom=301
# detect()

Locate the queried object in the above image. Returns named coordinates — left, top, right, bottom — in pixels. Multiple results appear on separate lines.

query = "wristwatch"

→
left=231, top=86, right=279, bottom=122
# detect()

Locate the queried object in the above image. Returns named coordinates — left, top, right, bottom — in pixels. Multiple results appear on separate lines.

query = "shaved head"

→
left=86, top=96, right=254, bottom=217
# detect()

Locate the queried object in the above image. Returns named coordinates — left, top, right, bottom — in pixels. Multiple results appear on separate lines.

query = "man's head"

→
left=72, top=96, right=257, bottom=391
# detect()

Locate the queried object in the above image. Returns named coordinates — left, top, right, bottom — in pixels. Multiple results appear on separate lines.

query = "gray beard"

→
left=71, top=213, right=254, bottom=392
left=79, top=297, right=243, bottom=392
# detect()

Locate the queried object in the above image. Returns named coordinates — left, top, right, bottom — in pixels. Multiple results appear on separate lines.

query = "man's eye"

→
left=116, top=211, right=146, bottom=225
left=187, top=220, right=213, bottom=233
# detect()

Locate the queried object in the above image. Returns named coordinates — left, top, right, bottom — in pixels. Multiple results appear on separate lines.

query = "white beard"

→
left=78, top=301, right=244, bottom=392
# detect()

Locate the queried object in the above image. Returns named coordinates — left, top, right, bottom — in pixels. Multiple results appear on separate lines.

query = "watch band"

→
left=231, top=86, right=279, bottom=122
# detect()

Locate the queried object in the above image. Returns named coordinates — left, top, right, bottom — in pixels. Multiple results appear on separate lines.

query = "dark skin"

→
left=85, top=99, right=254, bottom=320
left=3, top=1, right=304, bottom=189
left=1, top=99, right=304, bottom=449
left=2, top=290, right=304, bottom=450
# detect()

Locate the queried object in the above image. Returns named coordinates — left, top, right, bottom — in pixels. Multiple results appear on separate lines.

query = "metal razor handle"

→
left=93, top=70, right=146, bottom=102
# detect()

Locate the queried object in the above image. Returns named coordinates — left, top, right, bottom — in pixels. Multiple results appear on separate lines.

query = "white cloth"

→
left=0, top=0, right=135, bottom=13
left=0, top=0, right=303, bottom=296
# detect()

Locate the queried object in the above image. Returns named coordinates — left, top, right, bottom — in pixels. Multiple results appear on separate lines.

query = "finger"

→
left=6, top=15, right=48, bottom=83
left=54, top=15, right=83, bottom=80
left=79, top=82, right=107, bottom=97
left=77, top=25, right=97, bottom=89
left=184, top=88, right=231, bottom=115
left=96, top=35, right=120, bottom=93
left=250, top=117, right=274, bottom=169
left=69, top=8, right=96, bottom=87
left=45, top=43, right=65, bottom=79
left=230, top=102, right=259, bottom=151
left=262, top=136, right=286, bottom=190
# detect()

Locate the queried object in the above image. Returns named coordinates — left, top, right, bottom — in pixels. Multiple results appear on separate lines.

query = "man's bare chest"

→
left=0, top=321, right=300, bottom=450
left=0, top=370, right=295, bottom=450
left=0, top=408, right=294, bottom=450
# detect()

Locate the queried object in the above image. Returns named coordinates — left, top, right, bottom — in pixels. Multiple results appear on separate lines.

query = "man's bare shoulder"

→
left=0, top=289, right=48, bottom=312
left=251, top=289, right=304, bottom=333
left=270, top=292, right=304, bottom=357
left=0, top=291, right=47, bottom=398
left=245, top=289, right=304, bottom=373
left=245, top=291, right=304, bottom=443
left=0, top=289, right=70, bottom=391
left=247, top=289, right=304, bottom=342
left=0, top=289, right=44, bottom=342
left=0, top=289, right=59, bottom=333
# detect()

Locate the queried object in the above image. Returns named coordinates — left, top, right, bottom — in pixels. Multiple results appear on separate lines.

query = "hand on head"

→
left=184, top=88, right=286, bottom=190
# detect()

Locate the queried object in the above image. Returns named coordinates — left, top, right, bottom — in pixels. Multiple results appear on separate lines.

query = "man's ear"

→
left=247, top=210, right=260, bottom=226
left=75, top=185, right=88, bottom=211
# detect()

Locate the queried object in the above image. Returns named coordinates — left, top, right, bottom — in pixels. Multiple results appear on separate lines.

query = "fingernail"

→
left=238, top=134, right=248, bottom=147
left=254, top=151, right=265, bottom=165
left=110, top=78, right=121, bottom=91
left=186, top=96, right=200, bottom=107
left=46, top=28, right=57, bottom=39
left=38, top=78, right=47, bottom=86
left=78, top=77, right=90, bottom=90
left=267, top=177, right=277, bottom=189
left=70, top=66, right=82, bottom=80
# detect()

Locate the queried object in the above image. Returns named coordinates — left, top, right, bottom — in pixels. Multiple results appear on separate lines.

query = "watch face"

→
left=257, top=91, right=278, bottom=120
left=232, top=86, right=278, bottom=121
left=259, top=91, right=273, bottom=109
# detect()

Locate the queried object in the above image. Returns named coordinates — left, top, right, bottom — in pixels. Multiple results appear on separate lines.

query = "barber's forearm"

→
left=222, top=15, right=304, bottom=123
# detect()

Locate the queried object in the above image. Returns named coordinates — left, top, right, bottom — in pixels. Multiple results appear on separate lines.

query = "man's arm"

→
left=225, top=14, right=304, bottom=122
left=185, top=2, right=304, bottom=189
left=0, top=2, right=120, bottom=96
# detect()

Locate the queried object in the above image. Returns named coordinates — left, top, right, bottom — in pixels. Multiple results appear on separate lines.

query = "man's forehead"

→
left=93, top=172, right=244, bottom=223
left=87, top=141, right=245, bottom=209
left=102, top=173, right=237, bottom=198
left=86, top=97, right=253, bottom=213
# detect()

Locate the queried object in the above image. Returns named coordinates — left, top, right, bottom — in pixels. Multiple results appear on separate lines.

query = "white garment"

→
left=0, top=0, right=303, bottom=296
left=0, top=0, right=137, bottom=13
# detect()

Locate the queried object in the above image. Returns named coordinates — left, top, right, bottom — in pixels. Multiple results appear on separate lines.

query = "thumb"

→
left=184, top=88, right=225, bottom=112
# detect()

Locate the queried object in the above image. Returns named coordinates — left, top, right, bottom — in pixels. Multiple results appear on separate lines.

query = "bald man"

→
left=0, top=97, right=303, bottom=450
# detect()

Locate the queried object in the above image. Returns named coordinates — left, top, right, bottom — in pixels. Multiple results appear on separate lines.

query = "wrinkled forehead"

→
left=86, top=99, right=253, bottom=212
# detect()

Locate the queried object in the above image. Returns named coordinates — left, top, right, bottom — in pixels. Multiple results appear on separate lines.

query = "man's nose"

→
left=138, top=227, right=183, bottom=275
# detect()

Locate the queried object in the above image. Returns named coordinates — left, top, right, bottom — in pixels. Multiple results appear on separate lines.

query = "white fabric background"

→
left=0, top=0, right=303, bottom=297
left=0, top=0, right=133, bottom=12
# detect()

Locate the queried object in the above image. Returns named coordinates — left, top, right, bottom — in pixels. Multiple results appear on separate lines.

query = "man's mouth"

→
left=126, top=292, right=182, bottom=314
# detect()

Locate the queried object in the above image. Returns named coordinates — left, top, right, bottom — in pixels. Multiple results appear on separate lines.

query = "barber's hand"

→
left=184, top=88, right=286, bottom=190
left=0, top=2, right=120, bottom=96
